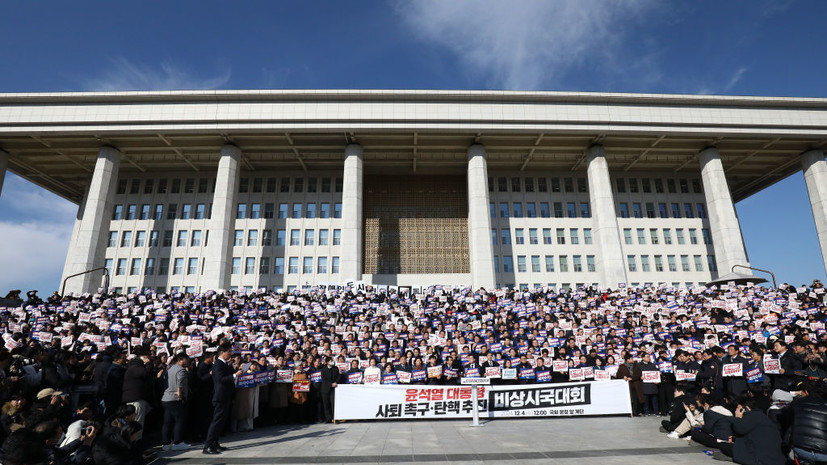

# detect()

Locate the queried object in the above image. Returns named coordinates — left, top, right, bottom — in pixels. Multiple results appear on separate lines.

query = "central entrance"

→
left=363, top=176, right=470, bottom=277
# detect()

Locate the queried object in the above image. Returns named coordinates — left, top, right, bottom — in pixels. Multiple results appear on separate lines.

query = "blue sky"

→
left=0, top=0, right=825, bottom=293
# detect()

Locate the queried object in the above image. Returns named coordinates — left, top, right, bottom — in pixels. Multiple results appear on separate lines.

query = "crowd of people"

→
left=0, top=279, right=825, bottom=465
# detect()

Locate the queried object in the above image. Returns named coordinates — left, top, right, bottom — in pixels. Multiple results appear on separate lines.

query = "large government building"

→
left=0, top=90, right=826, bottom=294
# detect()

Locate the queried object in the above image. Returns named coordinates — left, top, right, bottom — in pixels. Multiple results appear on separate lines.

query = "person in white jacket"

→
left=667, top=400, right=704, bottom=439
left=363, top=358, right=382, bottom=384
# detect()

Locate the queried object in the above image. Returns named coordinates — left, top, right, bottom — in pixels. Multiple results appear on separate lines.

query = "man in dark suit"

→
left=320, top=356, right=339, bottom=423
left=203, top=344, right=241, bottom=455
left=721, top=345, right=748, bottom=396
left=774, top=340, right=803, bottom=391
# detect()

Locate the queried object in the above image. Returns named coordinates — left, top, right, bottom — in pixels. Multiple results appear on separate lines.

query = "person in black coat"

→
left=190, top=353, right=214, bottom=441
left=712, top=396, right=786, bottom=465
left=688, top=393, right=733, bottom=449
left=103, top=352, right=127, bottom=416
left=203, top=343, right=240, bottom=455
left=722, top=345, right=749, bottom=396
left=782, top=381, right=827, bottom=462
left=773, top=340, right=803, bottom=391
left=319, top=356, right=339, bottom=423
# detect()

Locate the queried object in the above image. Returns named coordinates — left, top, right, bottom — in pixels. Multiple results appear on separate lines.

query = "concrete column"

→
left=0, top=149, right=8, bottom=197
left=203, top=145, right=242, bottom=291
left=585, top=145, right=627, bottom=288
left=60, top=187, right=89, bottom=290
left=802, top=149, right=827, bottom=276
left=341, top=144, right=363, bottom=281
left=699, top=146, right=750, bottom=275
left=467, top=144, right=496, bottom=290
left=64, top=146, right=120, bottom=295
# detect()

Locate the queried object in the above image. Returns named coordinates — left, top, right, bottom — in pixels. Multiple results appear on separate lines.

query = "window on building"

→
left=290, top=229, right=300, bottom=246
left=199, top=178, right=209, bottom=193
left=529, top=228, right=538, bottom=245
left=654, top=255, right=663, bottom=272
left=663, top=228, right=672, bottom=245
left=689, top=228, right=698, bottom=245
left=246, top=257, right=256, bottom=274
left=236, top=203, right=247, bottom=220
left=531, top=255, right=541, bottom=272
left=108, top=231, right=117, bottom=247
left=511, top=177, right=521, bottom=192
left=250, top=203, right=261, bottom=219
left=294, top=178, right=304, bottom=193
left=573, top=255, right=582, bottom=272
left=637, top=228, right=646, bottom=245
left=259, top=257, right=270, bottom=274
left=163, top=230, right=173, bottom=247
left=640, top=255, right=651, bottom=272
left=274, top=257, right=285, bottom=274
left=559, top=256, right=569, bottom=272
left=292, top=203, right=302, bottom=219
left=658, top=203, right=668, bottom=219
left=555, top=228, right=565, bottom=245
left=248, top=230, right=258, bottom=247
left=491, top=229, right=497, bottom=245
left=567, top=202, right=577, bottom=218
left=145, top=258, right=155, bottom=275
left=502, top=256, right=514, bottom=273
left=676, top=229, right=685, bottom=245
left=525, top=177, right=534, bottom=192
left=515, top=229, right=525, bottom=245
left=707, top=255, right=718, bottom=272
left=331, top=256, right=340, bottom=273
left=320, top=203, right=330, bottom=219
left=319, top=229, right=329, bottom=246
left=623, top=228, right=633, bottom=245
left=153, top=204, right=163, bottom=221
left=513, top=203, right=523, bottom=218
left=632, top=203, right=642, bottom=218
left=649, top=228, right=659, bottom=245
left=570, top=228, right=579, bottom=245
left=501, top=229, right=511, bottom=245
left=526, top=202, right=537, bottom=218
left=619, top=203, right=630, bottom=218
left=586, top=255, right=596, bottom=272
left=184, top=178, right=195, bottom=193
left=545, top=255, right=555, bottom=272
left=306, top=203, right=316, bottom=219
left=629, top=178, right=639, bottom=193
left=121, top=231, right=132, bottom=247
left=173, top=258, right=184, bottom=275
left=702, top=229, right=712, bottom=245
left=234, top=230, right=244, bottom=246
left=261, top=230, right=272, bottom=246
left=177, top=230, right=188, bottom=247
left=189, top=230, right=201, bottom=247
left=188, top=258, right=198, bottom=275
left=627, top=255, right=637, bottom=272
left=564, top=177, right=574, bottom=193
left=543, top=228, right=552, bottom=245
left=278, top=203, right=288, bottom=219
left=276, top=229, right=286, bottom=246
left=584, top=229, right=592, bottom=245
left=696, top=203, right=707, bottom=219
left=130, top=258, right=142, bottom=275
left=681, top=255, right=690, bottom=272
left=303, top=257, right=313, bottom=274
left=517, top=256, right=527, bottom=272
left=159, top=258, right=170, bottom=275
left=304, top=229, right=315, bottom=246
left=551, top=177, right=561, bottom=192
left=317, top=256, right=328, bottom=274
left=580, top=203, right=590, bottom=218
left=334, top=203, right=342, bottom=218
left=548, top=202, right=560, bottom=218
left=135, top=230, right=146, bottom=247
left=642, top=178, right=651, bottom=193
left=694, top=255, right=703, bottom=271
left=684, top=203, right=694, bottom=218
left=667, top=255, right=677, bottom=272
left=679, top=179, right=689, bottom=194
left=116, top=258, right=127, bottom=276
left=194, top=203, right=205, bottom=220
left=539, top=202, right=550, bottom=218
left=179, top=204, right=190, bottom=220
left=333, top=229, right=341, bottom=245
left=616, top=178, right=626, bottom=193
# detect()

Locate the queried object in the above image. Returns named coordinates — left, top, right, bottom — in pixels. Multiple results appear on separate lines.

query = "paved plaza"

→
left=160, top=416, right=716, bottom=464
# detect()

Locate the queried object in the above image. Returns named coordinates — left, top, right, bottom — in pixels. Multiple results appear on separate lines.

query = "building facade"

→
left=0, top=90, right=825, bottom=294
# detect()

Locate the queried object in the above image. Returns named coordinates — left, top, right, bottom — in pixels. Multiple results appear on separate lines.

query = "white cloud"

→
left=83, top=57, right=231, bottom=91
left=396, top=0, right=655, bottom=89
left=0, top=220, right=73, bottom=294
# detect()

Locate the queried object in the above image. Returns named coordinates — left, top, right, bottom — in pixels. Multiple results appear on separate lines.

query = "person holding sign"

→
left=639, top=353, right=660, bottom=416
left=289, top=367, right=309, bottom=423
left=616, top=354, right=644, bottom=416
left=204, top=343, right=240, bottom=455
left=534, top=358, right=551, bottom=384
left=363, top=358, right=382, bottom=385
left=722, top=345, right=748, bottom=396
left=516, top=355, right=534, bottom=385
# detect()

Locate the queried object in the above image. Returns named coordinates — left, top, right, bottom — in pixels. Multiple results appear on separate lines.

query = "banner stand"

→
left=461, top=377, right=490, bottom=427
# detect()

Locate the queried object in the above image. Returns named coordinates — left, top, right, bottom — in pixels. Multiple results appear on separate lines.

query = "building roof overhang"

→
left=1, top=89, right=825, bottom=203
